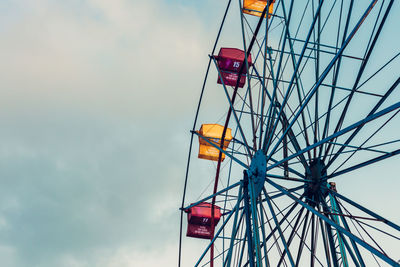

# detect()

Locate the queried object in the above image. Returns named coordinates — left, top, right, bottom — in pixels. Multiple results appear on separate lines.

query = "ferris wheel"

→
left=179, top=0, right=400, bottom=266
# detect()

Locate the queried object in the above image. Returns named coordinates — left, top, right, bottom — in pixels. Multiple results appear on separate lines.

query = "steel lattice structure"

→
left=179, top=0, right=400, bottom=266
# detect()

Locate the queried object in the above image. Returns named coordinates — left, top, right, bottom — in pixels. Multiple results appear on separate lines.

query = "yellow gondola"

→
left=198, top=124, right=232, bottom=161
left=243, top=0, right=276, bottom=18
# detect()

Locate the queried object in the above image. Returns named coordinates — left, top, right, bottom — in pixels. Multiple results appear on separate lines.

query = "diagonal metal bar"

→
left=249, top=178, right=263, bottom=266
left=312, top=0, right=322, bottom=159
left=317, top=214, right=333, bottom=267
left=212, top=56, right=253, bottom=156
left=243, top=172, right=256, bottom=267
left=277, top=207, right=305, bottom=266
left=321, top=197, right=339, bottom=267
left=264, top=0, right=325, bottom=154
left=325, top=75, right=400, bottom=170
left=295, top=209, right=310, bottom=266
left=268, top=185, right=306, bottom=200
left=267, top=101, right=400, bottom=171
left=333, top=195, right=366, bottom=266
left=253, top=63, right=312, bottom=173
left=240, top=189, right=304, bottom=267
left=258, top=189, right=271, bottom=267
left=329, top=190, right=400, bottom=232
left=329, top=190, right=350, bottom=267
left=330, top=103, right=400, bottom=175
left=264, top=192, right=296, bottom=266
left=324, top=0, right=393, bottom=163
left=193, top=131, right=248, bottom=169
left=266, top=178, right=399, bottom=266
left=224, top=184, right=244, bottom=267
left=328, top=148, right=400, bottom=180
left=182, top=181, right=242, bottom=211
left=321, top=0, right=354, bottom=156
left=266, top=0, right=378, bottom=162
left=262, top=0, right=297, bottom=156
left=239, top=0, right=258, bottom=151
left=194, top=192, right=244, bottom=267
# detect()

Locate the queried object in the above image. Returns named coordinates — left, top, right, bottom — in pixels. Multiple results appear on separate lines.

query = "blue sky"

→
left=0, top=0, right=399, bottom=266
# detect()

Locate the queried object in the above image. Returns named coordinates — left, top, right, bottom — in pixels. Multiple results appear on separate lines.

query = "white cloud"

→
left=0, top=0, right=208, bottom=120
left=0, top=0, right=216, bottom=266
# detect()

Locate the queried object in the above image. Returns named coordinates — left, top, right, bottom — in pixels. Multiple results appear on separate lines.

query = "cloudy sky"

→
left=1, top=1, right=399, bottom=266
left=0, top=0, right=228, bottom=266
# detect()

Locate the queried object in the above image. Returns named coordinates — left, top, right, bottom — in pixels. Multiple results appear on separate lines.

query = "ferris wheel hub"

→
left=246, top=150, right=267, bottom=197
left=304, top=159, right=329, bottom=207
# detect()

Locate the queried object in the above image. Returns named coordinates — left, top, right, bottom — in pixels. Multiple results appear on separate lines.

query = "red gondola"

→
left=216, top=48, right=252, bottom=88
left=186, top=202, right=221, bottom=239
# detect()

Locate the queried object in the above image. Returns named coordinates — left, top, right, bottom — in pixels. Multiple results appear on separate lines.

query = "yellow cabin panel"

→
left=198, top=124, right=232, bottom=162
left=243, top=0, right=275, bottom=18
left=198, top=145, right=226, bottom=162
